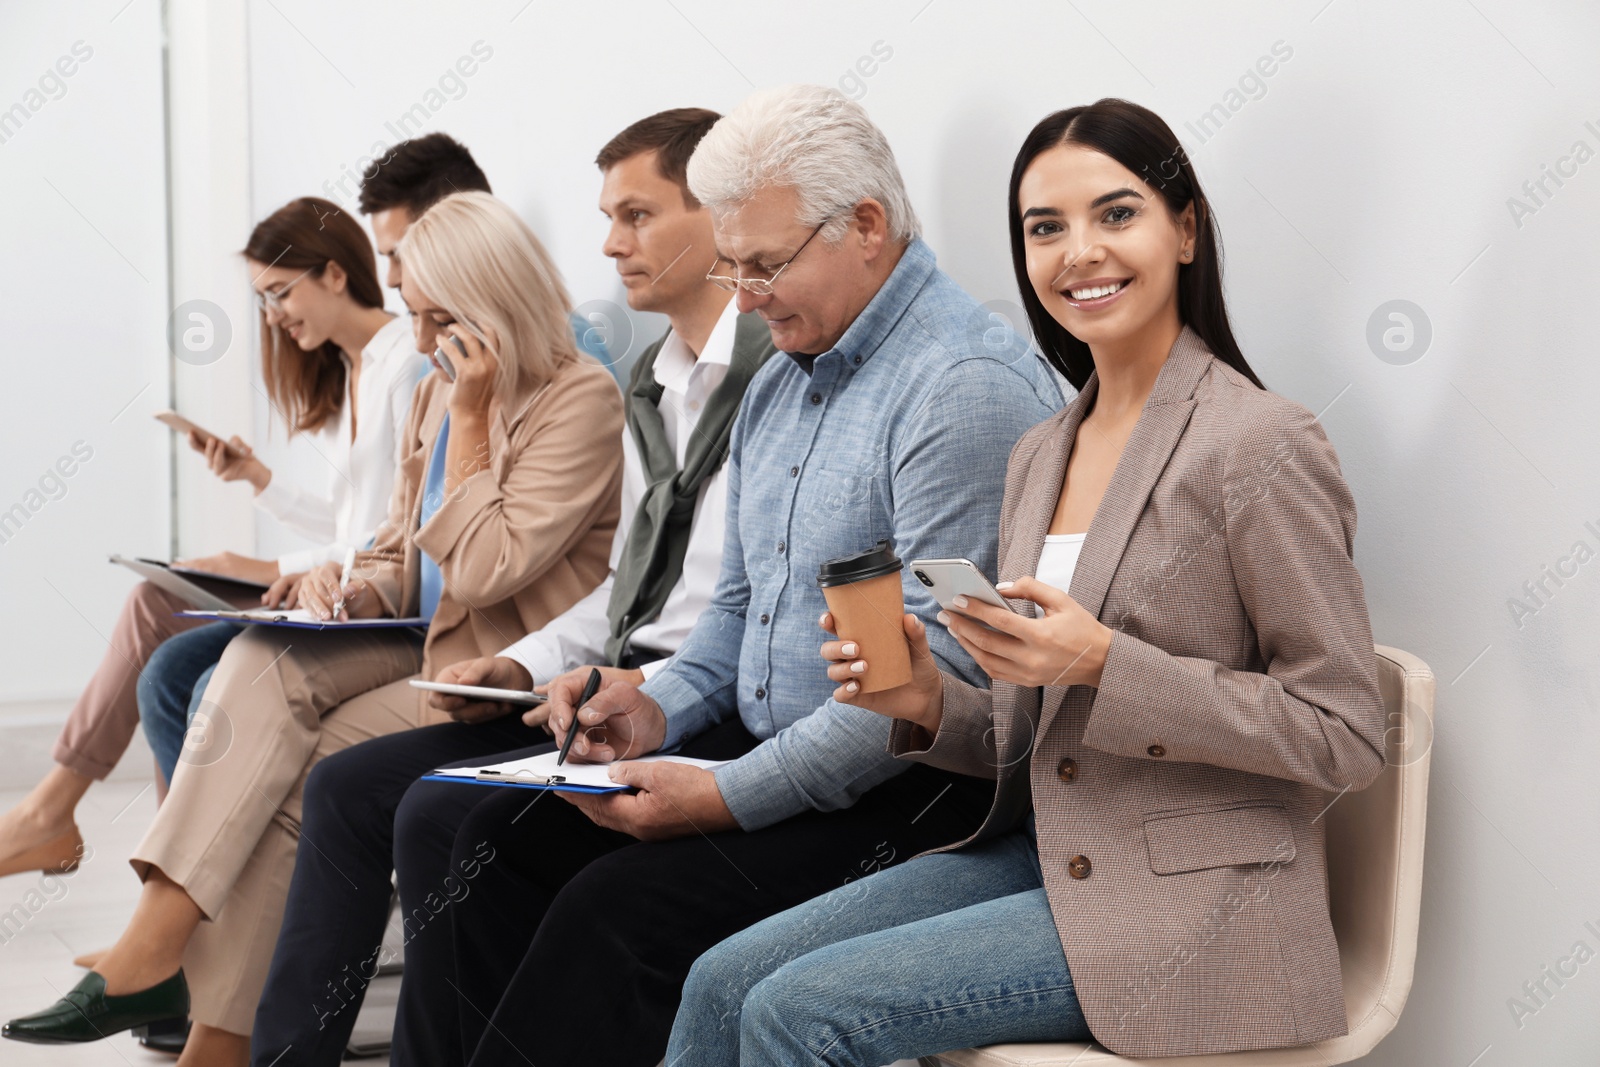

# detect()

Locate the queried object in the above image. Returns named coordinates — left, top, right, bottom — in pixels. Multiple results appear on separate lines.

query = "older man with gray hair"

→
left=390, top=83, right=1062, bottom=1066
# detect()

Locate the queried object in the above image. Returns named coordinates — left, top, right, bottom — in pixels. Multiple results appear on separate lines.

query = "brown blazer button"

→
left=1147, top=744, right=1166, bottom=758
left=1067, top=855, right=1091, bottom=879
left=1056, top=756, right=1078, bottom=782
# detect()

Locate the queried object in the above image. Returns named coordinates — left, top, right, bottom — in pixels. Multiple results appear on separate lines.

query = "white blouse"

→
left=253, top=316, right=426, bottom=574
left=1035, top=531, right=1087, bottom=594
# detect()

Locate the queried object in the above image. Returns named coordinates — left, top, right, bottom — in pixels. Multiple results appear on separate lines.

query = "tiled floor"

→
left=0, top=700, right=402, bottom=1064
left=0, top=703, right=155, bottom=1057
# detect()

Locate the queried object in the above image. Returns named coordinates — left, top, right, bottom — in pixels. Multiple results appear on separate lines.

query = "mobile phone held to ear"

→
left=908, top=558, right=1011, bottom=616
left=434, top=334, right=467, bottom=381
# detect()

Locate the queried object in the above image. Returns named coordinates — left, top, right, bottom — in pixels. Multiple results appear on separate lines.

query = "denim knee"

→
left=682, top=945, right=750, bottom=1039
left=741, top=963, right=833, bottom=1058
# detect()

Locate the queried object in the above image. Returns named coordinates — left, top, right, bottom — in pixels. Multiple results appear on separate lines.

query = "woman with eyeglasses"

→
left=0, top=197, right=423, bottom=892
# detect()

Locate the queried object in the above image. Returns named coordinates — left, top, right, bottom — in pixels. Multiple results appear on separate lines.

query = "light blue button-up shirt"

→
left=641, top=237, right=1063, bottom=831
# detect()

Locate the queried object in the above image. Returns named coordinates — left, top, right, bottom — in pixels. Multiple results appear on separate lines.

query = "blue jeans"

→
left=668, top=819, right=1091, bottom=1066
left=138, top=622, right=241, bottom=783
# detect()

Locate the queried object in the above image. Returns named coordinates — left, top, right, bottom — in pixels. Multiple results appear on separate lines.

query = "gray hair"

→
left=687, top=84, right=921, bottom=244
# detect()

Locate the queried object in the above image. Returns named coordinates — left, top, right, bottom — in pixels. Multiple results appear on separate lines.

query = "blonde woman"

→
left=3, top=191, right=625, bottom=1065
left=0, top=197, right=420, bottom=880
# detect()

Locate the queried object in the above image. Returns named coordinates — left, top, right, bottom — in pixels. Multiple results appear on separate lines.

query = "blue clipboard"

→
left=419, top=773, right=631, bottom=795
left=175, top=609, right=429, bottom=632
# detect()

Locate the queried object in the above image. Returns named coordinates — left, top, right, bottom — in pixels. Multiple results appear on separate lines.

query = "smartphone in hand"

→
left=154, top=411, right=240, bottom=458
left=909, top=557, right=1011, bottom=616
left=433, top=335, right=466, bottom=381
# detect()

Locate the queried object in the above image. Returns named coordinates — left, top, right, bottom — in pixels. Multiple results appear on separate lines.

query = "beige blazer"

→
left=360, top=356, right=624, bottom=725
left=890, top=326, right=1387, bottom=1058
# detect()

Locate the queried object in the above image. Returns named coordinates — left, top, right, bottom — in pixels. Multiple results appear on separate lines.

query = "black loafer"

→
left=135, top=1015, right=191, bottom=1055
left=2, top=969, right=188, bottom=1044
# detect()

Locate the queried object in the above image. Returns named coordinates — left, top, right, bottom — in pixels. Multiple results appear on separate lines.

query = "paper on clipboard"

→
left=424, top=750, right=728, bottom=794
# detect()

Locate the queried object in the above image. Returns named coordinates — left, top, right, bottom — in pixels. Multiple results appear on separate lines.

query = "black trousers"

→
left=248, top=714, right=556, bottom=1067
left=391, top=717, right=996, bottom=1067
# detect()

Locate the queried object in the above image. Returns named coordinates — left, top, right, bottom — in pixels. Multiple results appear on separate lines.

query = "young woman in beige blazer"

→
left=4, top=192, right=624, bottom=1062
left=668, top=99, right=1388, bottom=1064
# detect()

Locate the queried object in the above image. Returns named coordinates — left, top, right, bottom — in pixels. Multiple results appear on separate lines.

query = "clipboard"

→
left=419, top=771, right=632, bottom=795
left=422, top=751, right=728, bottom=795
left=110, top=554, right=268, bottom=612
left=176, top=608, right=429, bottom=632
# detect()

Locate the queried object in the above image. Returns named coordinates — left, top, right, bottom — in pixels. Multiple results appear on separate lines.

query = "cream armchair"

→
left=927, top=645, right=1435, bottom=1067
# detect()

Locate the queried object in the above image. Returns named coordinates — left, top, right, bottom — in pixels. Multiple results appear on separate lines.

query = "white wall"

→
left=168, top=0, right=257, bottom=569
left=0, top=1, right=170, bottom=702
left=6, top=0, right=1595, bottom=1059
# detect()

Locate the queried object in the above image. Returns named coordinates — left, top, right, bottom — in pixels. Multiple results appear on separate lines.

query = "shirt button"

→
left=688, top=400, right=701, bottom=411
left=789, top=466, right=799, bottom=477
left=810, top=393, right=822, bottom=405
left=777, top=541, right=786, bottom=553
left=1147, top=744, right=1166, bottom=758
left=754, top=687, right=766, bottom=700
left=1056, top=757, right=1077, bottom=782
left=1067, top=855, right=1092, bottom=880
left=760, top=613, right=770, bottom=624
left=852, top=355, right=862, bottom=365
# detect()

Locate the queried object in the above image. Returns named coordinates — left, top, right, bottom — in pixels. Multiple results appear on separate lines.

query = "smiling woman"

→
left=246, top=198, right=393, bottom=434
left=1008, top=98, right=1263, bottom=392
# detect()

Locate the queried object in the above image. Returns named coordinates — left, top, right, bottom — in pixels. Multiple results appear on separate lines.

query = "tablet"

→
left=409, top=679, right=546, bottom=706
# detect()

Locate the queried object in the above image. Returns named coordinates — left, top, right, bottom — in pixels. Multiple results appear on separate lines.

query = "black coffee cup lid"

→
left=817, top=540, right=902, bottom=587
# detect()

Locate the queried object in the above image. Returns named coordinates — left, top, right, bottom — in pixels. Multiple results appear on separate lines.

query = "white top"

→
left=253, top=316, right=425, bottom=574
left=1036, top=531, right=1087, bottom=595
left=500, top=299, right=740, bottom=683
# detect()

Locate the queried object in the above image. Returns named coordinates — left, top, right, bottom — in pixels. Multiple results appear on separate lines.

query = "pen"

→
left=555, top=667, right=603, bottom=767
left=332, top=546, right=356, bottom=620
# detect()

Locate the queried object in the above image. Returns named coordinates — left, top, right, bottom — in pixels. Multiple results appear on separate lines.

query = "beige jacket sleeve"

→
left=363, top=363, right=625, bottom=617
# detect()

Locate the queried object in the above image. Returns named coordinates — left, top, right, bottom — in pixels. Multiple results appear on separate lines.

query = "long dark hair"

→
left=243, top=197, right=386, bottom=434
left=1007, top=99, right=1263, bottom=391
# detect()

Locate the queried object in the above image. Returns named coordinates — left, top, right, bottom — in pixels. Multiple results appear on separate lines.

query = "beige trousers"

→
left=53, top=581, right=208, bottom=779
left=130, top=625, right=426, bottom=1034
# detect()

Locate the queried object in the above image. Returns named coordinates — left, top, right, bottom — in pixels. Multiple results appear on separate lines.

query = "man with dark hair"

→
left=356, top=132, right=491, bottom=290
left=594, top=105, right=720, bottom=204
left=248, top=107, right=779, bottom=1067
left=354, top=131, right=615, bottom=374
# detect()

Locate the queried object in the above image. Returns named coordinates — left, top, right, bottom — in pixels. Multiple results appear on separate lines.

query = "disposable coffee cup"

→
left=817, top=540, right=913, bottom=693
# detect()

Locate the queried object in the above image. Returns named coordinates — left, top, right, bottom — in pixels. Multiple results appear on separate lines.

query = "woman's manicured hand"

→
left=297, top=559, right=380, bottom=621
left=190, top=431, right=270, bottom=492
left=941, top=576, right=1112, bottom=689
left=443, top=323, right=499, bottom=418
left=260, top=570, right=303, bottom=608
left=821, top=611, right=944, bottom=736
